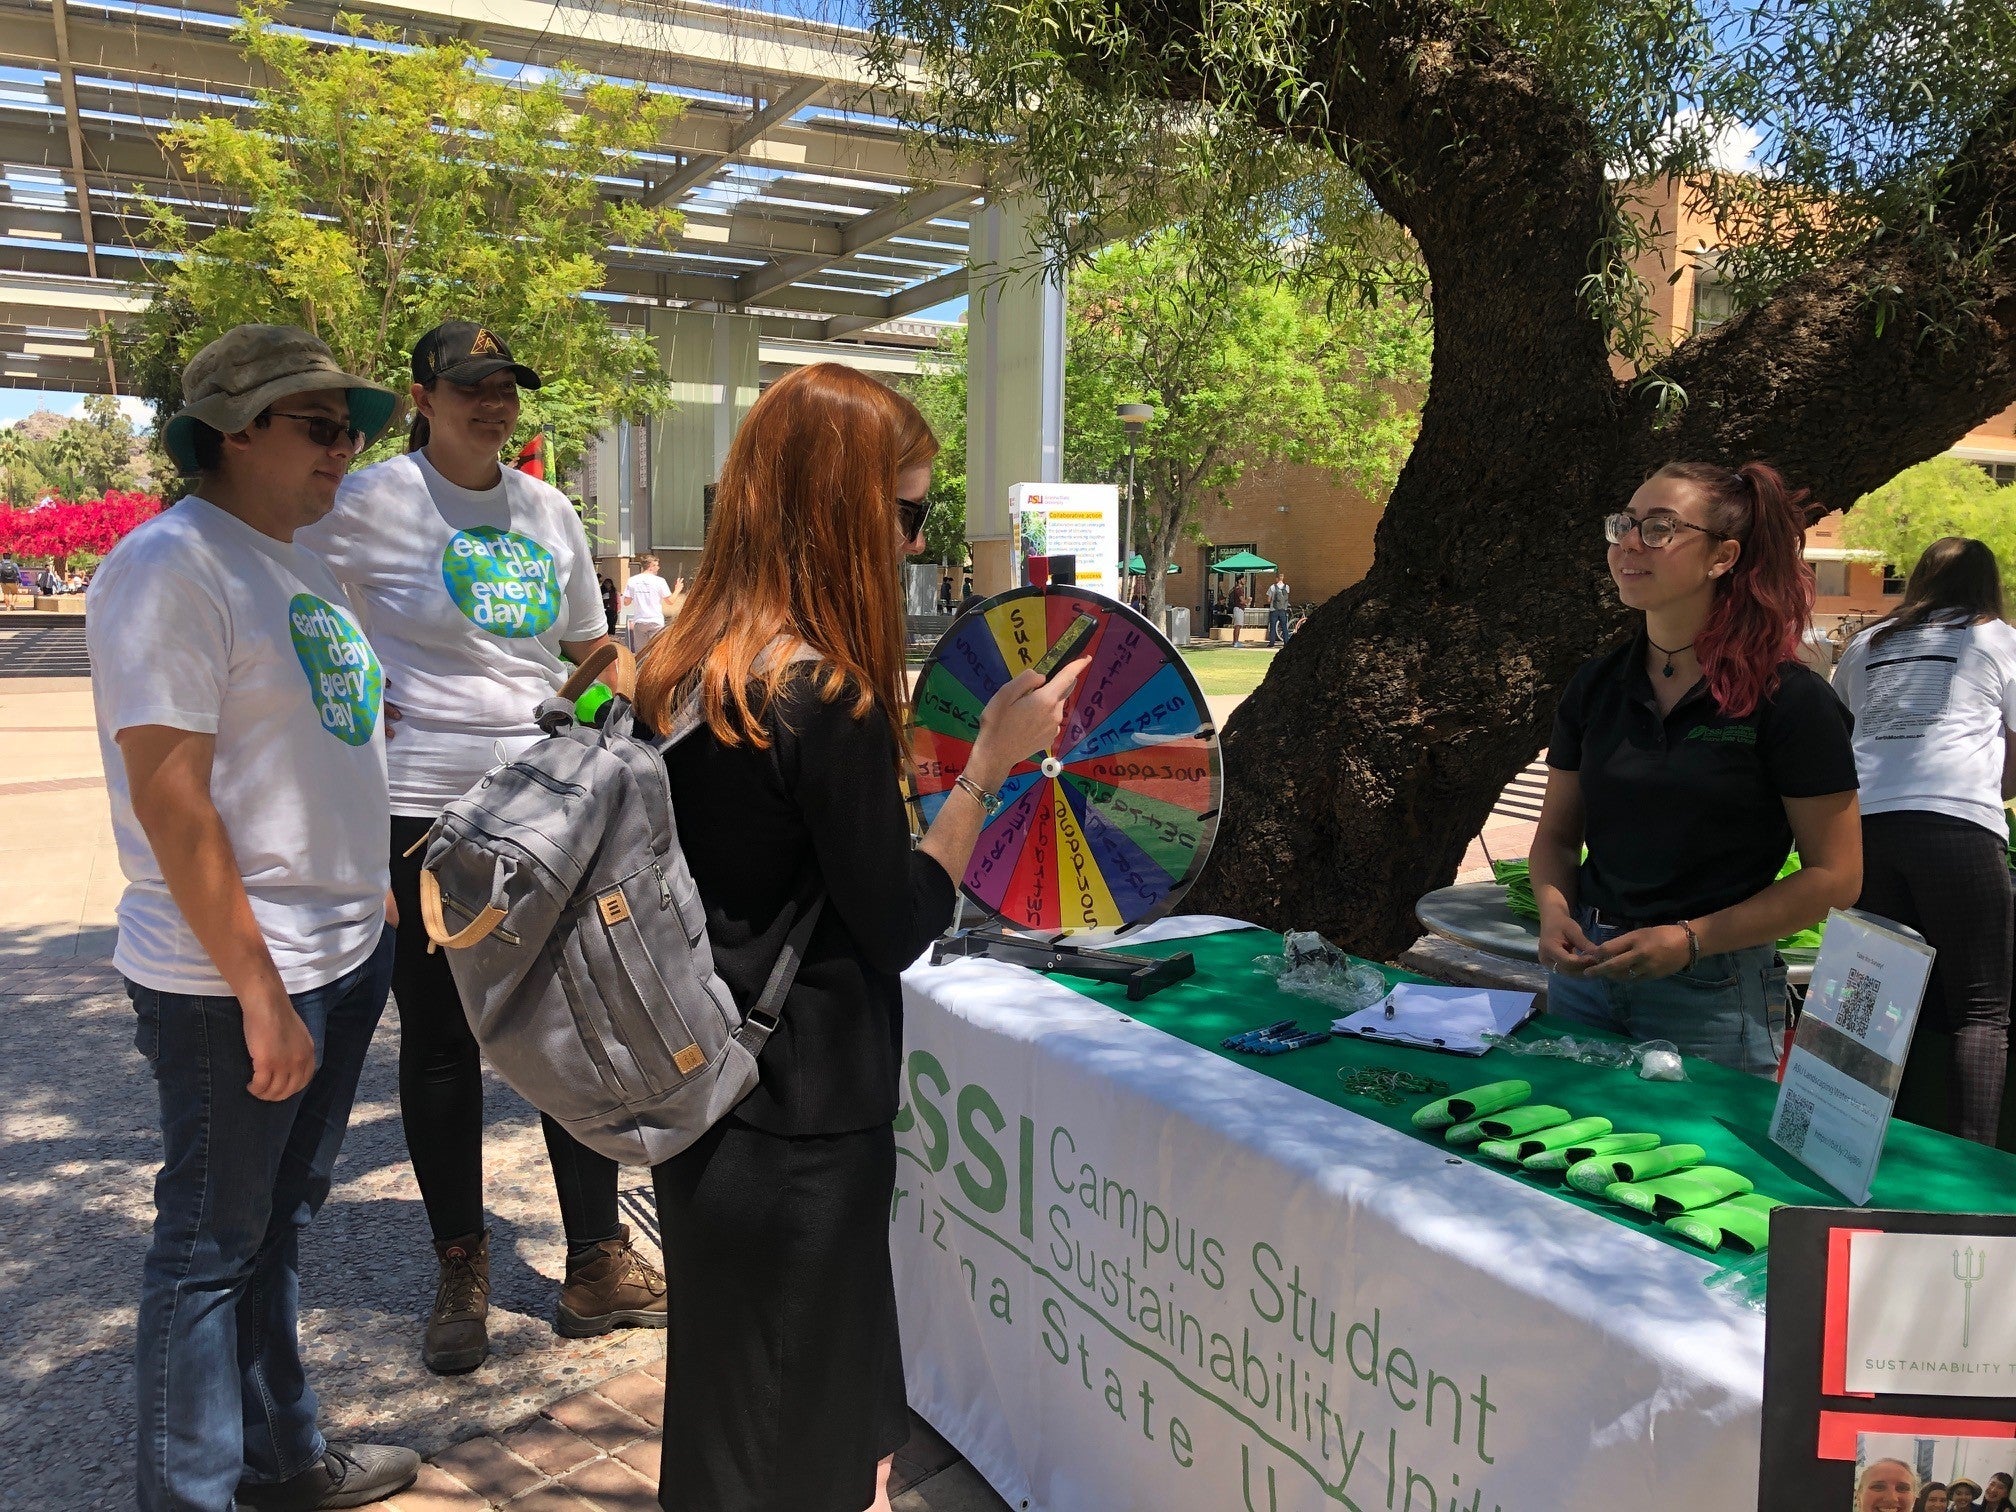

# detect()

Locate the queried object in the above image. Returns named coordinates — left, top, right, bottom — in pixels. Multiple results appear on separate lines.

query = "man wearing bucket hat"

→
left=298, top=320, right=655, bottom=1377
left=88, top=325, right=420, bottom=1509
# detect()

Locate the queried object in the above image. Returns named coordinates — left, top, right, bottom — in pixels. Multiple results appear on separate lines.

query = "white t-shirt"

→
left=298, top=451, right=607, bottom=815
left=1834, top=614, right=2016, bottom=835
left=624, top=572, right=672, bottom=625
left=87, top=497, right=391, bottom=995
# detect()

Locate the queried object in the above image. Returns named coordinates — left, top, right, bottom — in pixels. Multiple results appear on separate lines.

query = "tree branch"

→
left=1638, top=86, right=2016, bottom=510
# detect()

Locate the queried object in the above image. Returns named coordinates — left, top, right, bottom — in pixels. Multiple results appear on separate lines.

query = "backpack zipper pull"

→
left=654, top=862, right=673, bottom=909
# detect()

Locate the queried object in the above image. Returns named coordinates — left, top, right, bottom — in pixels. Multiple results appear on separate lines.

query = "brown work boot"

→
left=555, top=1224, right=668, bottom=1338
left=423, top=1231, right=489, bottom=1375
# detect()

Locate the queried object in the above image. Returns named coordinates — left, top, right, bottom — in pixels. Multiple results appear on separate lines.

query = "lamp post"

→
left=1117, top=402, right=1152, bottom=598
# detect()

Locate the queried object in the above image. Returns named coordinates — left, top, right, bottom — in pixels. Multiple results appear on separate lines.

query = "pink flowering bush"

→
left=0, top=491, right=162, bottom=570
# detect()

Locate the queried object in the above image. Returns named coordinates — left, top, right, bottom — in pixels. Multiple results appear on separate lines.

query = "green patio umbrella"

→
left=1209, top=549, right=1276, bottom=573
left=1125, top=554, right=1181, bottom=574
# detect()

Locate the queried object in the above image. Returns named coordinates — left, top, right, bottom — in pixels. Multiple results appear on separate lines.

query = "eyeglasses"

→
left=1603, top=512, right=1724, bottom=550
left=266, top=411, right=364, bottom=450
left=898, top=494, right=934, bottom=540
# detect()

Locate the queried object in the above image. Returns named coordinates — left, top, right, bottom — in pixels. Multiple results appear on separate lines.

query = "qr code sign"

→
left=1838, top=967, right=1879, bottom=1038
left=1777, top=1090, right=1814, bottom=1155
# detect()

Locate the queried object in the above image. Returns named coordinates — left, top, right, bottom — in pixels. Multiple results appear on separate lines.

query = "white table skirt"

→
left=891, top=916, right=1766, bottom=1511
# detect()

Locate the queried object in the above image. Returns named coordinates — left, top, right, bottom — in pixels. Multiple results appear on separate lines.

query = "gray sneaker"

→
left=236, top=1442, right=421, bottom=1510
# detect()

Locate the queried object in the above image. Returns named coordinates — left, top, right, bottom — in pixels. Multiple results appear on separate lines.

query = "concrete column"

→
left=966, top=195, right=1066, bottom=595
left=649, top=308, right=759, bottom=555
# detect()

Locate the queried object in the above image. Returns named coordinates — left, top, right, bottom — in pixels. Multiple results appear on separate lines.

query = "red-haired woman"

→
left=633, top=363, right=1087, bottom=1512
left=1529, top=462, right=1863, bottom=1075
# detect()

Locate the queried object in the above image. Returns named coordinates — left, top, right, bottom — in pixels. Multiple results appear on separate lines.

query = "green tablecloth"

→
left=1063, top=927, right=2016, bottom=1251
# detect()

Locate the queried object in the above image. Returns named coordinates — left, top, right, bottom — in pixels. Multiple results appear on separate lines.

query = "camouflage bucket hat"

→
left=163, top=324, right=398, bottom=475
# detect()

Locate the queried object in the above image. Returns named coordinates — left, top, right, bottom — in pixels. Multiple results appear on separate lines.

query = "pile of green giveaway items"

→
left=1410, top=1078, right=1783, bottom=1253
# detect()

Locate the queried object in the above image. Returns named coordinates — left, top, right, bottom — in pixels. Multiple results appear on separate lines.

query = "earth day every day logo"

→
left=287, top=593, right=382, bottom=746
left=441, top=526, right=560, bottom=638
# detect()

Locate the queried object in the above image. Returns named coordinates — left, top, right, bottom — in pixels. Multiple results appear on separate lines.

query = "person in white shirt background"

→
left=621, top=553, right=672, bottom=651
left=1834, top=535, right=2016, bottom=1149
left=90, top=324, right=420, bottom=1510
left=298, top=321, right=664, bottom=1375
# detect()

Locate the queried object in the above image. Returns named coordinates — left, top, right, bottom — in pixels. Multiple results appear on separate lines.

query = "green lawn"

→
left=1180, top=646, right=1277, bottom=697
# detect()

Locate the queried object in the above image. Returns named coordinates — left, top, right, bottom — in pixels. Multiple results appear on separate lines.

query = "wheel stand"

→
left=930, top=927, right=1196, bottom=1001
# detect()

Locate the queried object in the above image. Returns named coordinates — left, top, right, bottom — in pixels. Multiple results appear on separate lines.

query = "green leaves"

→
left=867, top=0, right=2016, bottom=364
left=1841, top=457, right=2016, bottom=585
left=1070, top=226, right=1428, bottom=611
left=133, top=1, right=684, bottom=481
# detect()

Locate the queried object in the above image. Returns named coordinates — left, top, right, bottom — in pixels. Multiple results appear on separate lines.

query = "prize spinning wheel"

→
left=909, top=586, right=1223, bottom=939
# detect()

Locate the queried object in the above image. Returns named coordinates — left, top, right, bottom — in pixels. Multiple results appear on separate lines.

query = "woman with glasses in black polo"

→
left=1528, top=461, right=1862, bottom=1075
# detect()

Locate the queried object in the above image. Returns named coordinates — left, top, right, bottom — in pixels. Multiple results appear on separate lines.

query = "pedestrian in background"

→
left=92, top=324, right=418, bottom=1510
left=634, top=363, right=1088, bottom=1512
left=623, top=553, right=672, bottom=652
left=1835, top=536, right=2016, bottom=1146
left=1266, top=574, right=1293, bottom=645
left=1531, top=461, right=1861, bottom=1075
left=298, top=320, right=653, bottom=1375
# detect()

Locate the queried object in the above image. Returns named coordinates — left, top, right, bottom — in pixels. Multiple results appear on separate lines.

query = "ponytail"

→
left=1658, top=460, right=1815, bottom=718
left=406, top=412, right=431, bottom=454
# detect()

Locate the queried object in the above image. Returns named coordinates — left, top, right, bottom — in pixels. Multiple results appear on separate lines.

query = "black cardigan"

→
left=662, top=677, right=957, bottom=1136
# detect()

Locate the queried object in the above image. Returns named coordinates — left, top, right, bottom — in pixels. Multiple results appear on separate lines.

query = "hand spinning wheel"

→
left=910, top=587, right=1223, bottom=995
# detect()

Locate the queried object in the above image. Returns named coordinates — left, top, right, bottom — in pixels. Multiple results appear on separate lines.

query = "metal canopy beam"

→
left=736, top=182, right=975, bottom=304
left=44, top=0, right=115, bottom=387
left=821, top=264, right=966, bottom=339
left=0, top=0, right=975, bottom=389
left=642, top=78, right=824, bottom=209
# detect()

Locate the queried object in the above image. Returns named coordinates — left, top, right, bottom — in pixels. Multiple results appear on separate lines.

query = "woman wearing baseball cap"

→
left=298, top=321, right=662, bottom=1374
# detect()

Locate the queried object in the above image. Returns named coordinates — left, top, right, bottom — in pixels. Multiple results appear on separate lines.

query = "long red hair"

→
left=1658, top=460, right=1815, bottom=718
left=634, top=363, right=936, bottom=752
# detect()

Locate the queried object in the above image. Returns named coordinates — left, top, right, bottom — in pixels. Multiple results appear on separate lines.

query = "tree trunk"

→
left=1108, top=3, right=2016, bottom=957
left=1140, top=481, right=1191, bottom=621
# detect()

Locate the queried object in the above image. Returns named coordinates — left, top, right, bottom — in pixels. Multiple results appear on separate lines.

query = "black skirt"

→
left=650, top=1116, right=909, bottom=1512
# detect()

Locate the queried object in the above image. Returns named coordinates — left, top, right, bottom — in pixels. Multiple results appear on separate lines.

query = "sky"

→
left=0, top=391, right=154, bottom=432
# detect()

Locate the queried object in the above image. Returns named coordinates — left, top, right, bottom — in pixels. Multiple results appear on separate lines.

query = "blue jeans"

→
left=128, top=926, right=394, bottom=1512
left=1545, top=907, right=1785, bottom=1077
left=1267, top=608, right=1288, bottom=644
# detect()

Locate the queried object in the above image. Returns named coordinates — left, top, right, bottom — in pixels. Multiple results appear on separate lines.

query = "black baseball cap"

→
left=411, top=320, right=542, bottom=389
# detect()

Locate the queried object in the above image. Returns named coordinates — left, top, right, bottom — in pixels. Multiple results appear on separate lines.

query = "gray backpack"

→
left=414, top=645, right=823, bottom=1165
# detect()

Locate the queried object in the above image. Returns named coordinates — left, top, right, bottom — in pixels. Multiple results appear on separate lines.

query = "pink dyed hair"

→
left=1656, top=461, right=1815, bottom=718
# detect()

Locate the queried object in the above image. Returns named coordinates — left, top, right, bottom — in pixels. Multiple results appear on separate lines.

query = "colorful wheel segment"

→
left=909, top=586, right=1222, bottom=936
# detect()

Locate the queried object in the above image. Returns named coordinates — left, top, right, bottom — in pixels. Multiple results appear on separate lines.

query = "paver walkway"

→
left=381, top=1381, right=1000, bottom=1511
left=0, top=676, right=1009, bottom=1511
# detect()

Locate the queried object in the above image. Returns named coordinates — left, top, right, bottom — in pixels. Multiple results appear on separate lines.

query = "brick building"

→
left=1184, top=458, right=1389, bottom=616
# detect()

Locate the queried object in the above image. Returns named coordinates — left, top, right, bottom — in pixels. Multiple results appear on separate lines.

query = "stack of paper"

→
left=1332, top=983, right=1538, bottom=1056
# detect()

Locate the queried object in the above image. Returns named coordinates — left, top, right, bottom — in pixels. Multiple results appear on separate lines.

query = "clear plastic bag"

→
left=1253, top=931, right=1389, bottom=1012
left=1703, top=1250, right=1770, bottom=1312
left=1479, top=1032, right=1689, bottom=1081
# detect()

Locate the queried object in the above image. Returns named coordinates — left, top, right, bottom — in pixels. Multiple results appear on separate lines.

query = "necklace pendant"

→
left=1662, top=661, right=1675, bottom=678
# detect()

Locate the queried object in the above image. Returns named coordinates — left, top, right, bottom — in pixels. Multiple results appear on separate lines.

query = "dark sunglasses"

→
left=898, top=494, right=934, bottom=540
left=266, top=411, right=364, bottom=450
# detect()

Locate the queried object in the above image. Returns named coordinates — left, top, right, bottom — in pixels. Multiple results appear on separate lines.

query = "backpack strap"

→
left=733, top=891, right=826, bottom=1057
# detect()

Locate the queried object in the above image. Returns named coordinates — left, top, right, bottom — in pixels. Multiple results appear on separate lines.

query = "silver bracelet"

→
left=954, top=773, right=1001, bottom=816
left=1679, top=919, right=1700, bottom=970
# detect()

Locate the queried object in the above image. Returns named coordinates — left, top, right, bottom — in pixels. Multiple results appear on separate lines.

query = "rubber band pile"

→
left=1409, top=1079, right=1783, bottom=1254
left=1335, top=1067, right=1451, bottom=1107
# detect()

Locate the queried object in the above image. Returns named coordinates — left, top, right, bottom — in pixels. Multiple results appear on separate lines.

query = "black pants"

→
left=388, top=815, right=623, bottom=1249
left=1857, top=811, right=2012, bottom=1148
